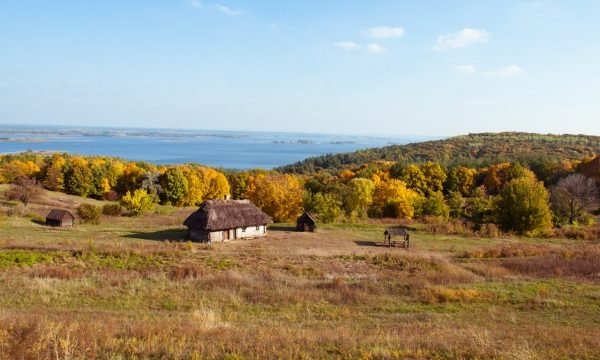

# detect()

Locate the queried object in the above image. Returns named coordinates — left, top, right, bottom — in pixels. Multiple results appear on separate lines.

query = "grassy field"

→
left=0, top=192, right=599, bottom=358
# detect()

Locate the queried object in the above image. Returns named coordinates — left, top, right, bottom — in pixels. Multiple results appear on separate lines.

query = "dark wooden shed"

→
left=384, top=227, right=410, bottom=248
left=46, top=209, right=75, bottom=227
left=296, top=211, right=316, bottom=232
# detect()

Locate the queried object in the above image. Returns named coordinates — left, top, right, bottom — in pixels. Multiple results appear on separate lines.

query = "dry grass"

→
left=0, top=194, right=599, bottom=358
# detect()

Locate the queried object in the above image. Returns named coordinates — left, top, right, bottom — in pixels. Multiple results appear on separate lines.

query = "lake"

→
left=0, top=126, right=433, bottom=169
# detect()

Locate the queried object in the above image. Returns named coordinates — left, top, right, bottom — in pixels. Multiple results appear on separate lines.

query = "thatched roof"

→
left=297, top=211, right=316, bottom=225
left=46, top=209, right=74, bottom=221
left=384, top=227, right=409, bottom=237
left=184, top=200, right=273, bottom=231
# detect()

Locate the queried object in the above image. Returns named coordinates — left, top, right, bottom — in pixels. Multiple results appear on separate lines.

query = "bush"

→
left=6, top=204, right=26, bottom=217
left=77, top=203, right=101, bottom=224
left=120, top=189, right=155, bottom=216
left=103, top=191, right=119, bottom=201
left=102, top=203, right=122, bottom=216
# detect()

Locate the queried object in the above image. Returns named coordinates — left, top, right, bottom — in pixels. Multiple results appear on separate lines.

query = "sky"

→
left=1, top=0, right=600, bottom=136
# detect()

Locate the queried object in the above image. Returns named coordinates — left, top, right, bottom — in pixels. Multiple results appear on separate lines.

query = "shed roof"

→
left=297, top=211, right=316, bottom=224
left=384, top=227, right=410, bottom=237
left=46, top=209, right=75, bottom=221
left=183, top=200, right=273, bottom=231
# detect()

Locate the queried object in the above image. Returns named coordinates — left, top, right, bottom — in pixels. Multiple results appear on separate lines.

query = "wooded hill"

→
left=278, top=132, right=600, bottom=174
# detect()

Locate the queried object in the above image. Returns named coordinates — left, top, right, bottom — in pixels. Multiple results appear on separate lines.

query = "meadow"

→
left=0, top=189, right=599, bottom=359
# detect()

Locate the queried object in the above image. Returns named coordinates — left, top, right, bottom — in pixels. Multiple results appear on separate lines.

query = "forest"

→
left=1, top=132, right=599, bottom=238
left=278, top=132, right=600, bottom=174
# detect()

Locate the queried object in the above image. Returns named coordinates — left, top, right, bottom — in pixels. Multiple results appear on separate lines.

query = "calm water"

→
left=0, top=126, right=431, bottom=169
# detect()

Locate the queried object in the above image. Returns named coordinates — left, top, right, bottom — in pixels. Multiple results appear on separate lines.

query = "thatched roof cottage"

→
left=183, top=200, right=273, bottom=243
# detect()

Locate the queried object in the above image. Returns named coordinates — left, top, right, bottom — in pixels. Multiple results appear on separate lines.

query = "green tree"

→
left=402, top=164, right=427, bottom=195
left=65, top=157, right=94, bottom=197
left=446, top=191, right=465, bottom=219
left=161, top=167, right=189, bottom=205
left=310, top=192, right=343, bottom=223
left=421, top=161, right=447, bottom=195
left=416, top=191, right=449, bottom=219
left=343, top=178, right=375, bottom=218
left=494, top=177, right=553, bottom=235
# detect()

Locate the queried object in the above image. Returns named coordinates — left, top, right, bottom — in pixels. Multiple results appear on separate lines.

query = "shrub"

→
left=6, top=204, right=26, bottom=217
left=77, top=203, right=101, bottom=224
left=102, top=203, right=122, bottom=216
left=103, top=191, right=119, bottom=201
left=120, top=189, right=155, bottom=216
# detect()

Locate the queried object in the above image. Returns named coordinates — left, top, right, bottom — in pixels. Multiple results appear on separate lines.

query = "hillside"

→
left=1, top=190, right=600, bottom=358
left=278, top=132, right=600, bottom=173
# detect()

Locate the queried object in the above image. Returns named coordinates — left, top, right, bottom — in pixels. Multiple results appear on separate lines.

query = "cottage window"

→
left=256, top=226, right=260, bottom=230
left=242, top=227, right=246, bottom=232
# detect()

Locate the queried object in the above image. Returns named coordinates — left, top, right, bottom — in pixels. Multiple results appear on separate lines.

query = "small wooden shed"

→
left=46, top=209, right=75, bottom=227
left=384, top=227, right=410, bottom=248
left=296, top=211, right=317, bottom=232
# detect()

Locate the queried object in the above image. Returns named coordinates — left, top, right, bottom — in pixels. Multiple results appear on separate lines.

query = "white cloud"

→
left=187, top=0, right=203, bottom=8
left=366, top=43, right=387, bottom=54
left=434, top=28, right=490, bottom=51
left=365, top=26, right=405, bottom=39
left=214, top=3, right=242, bottom=16
left=484, top=65, right=526, bottom=77
left=333, top=41, right=361, bottom=50
left=453, top=64, right=477, bottom=75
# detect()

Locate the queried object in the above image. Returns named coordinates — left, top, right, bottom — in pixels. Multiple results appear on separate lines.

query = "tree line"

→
left=1, top=151, right=599, bottom=236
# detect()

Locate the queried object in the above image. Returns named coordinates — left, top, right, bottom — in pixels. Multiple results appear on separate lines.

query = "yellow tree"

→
left=372, top=179, right=420, bottom=219
left=245, top=173, right=302, bottom=222
left=402, top=164, right=426, bottom=195
left=421, top=161, right=447, bottom=195
left=0, top=160, right=41, bottom=183
left=180, top=166, right=206, bottom=206
left=43, top=154, right=66, bottom=191
left=199, top=167, right=230, bottom=200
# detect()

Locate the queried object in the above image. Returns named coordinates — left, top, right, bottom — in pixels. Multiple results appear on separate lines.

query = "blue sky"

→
left=1, top=0, right=599, bottom=136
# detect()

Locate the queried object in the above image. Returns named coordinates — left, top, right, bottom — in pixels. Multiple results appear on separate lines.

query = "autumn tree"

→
left=416, top=191, right=449, bottom=219
left=445, top=166, right=476, bottom=196
left=402, top=164, right=427, bottom=195
left=464, top=186, right=494, bottom=226
left=421, top=161, right=447, bottom=195
left=120, top=189, right=155, bottom=216
left=494, top=177, right=553, bottom=235
left=65, top=157, right=94, bottom=197
left=42, top=154, right=66, bottom=191
left=199, top=167, right=230, bottom=200
left=307, top=192, right=343, bottom=223
left=372, top=179, right=419, bottom=219
left=0, top=160, right=41, bottom=183
left=244, top=173, right=303, bottom=222
left=343, top=178, right=375, bottom=218
left=6, top=178, right=44, bottom=206
left=446, top=191, right=465, bottom=219
left=550, top=174, right=599, bottom=225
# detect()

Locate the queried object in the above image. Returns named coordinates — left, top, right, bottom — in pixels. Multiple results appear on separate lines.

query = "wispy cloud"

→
left=214, top=3, right=242, bottom=16
left=365, top=26, right=405, bottom=39
left=453, top=64, right=477, bottom=75
left=186, top=1, right=242, bottom=16
left=434, top=28, right=490, bottom=51
left=187, top=0, right=203, bottom=9
left=366, top=43, right=387, bottom=54
left=333, top=41, right=361, bottom=50
left=484, top=65, right=526, bottom=77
